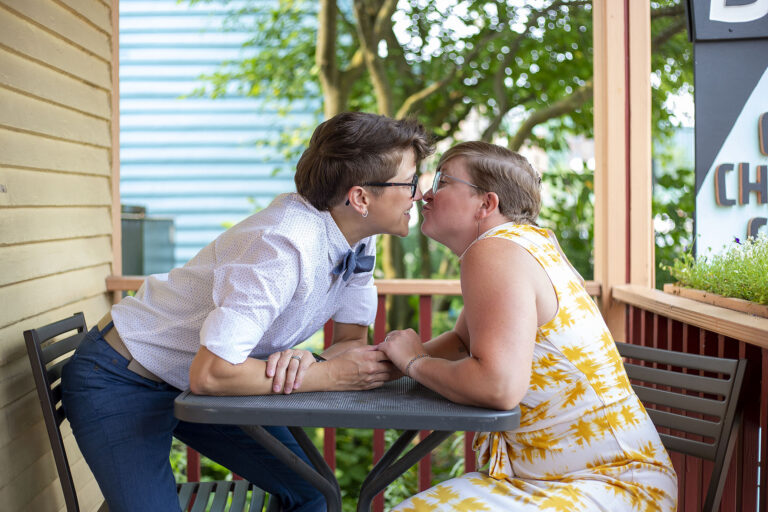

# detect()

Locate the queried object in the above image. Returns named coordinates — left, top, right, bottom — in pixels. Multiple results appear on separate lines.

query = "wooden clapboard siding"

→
left=120, top=0, right=317, bottom=267
left=1, top=0, right=111, bottom=60
left=0, top=87, right=110, bottom=147
left=0, top=0, right=115, bottom=509
left=0, top=236, right=113, bottom=287
left=0, top=128, right=111, bottom=174
left=58, top=0, right=112, bottom=36
left=0, top=47, right=110, bottom=118
left=0, top=294, right=111, bottom=367
left=1, top=207, right=112, bottom=245
left=0, top=168, right=111, bottom=207
left=0, top=3, right=110, bottom=89
left=0, top=264, right=112, bottom=335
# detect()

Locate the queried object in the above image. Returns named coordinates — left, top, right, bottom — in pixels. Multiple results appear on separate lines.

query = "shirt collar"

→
left=293, top=193, right=353, bottom=268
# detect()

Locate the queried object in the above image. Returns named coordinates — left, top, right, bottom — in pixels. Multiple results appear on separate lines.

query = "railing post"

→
left=372, top=295, right=388, bottom=512
left=418, top=295, right=432, bottom=492
left=187, top=446, right=200, bottom=482
left=323, top=321, right=336, bottom=472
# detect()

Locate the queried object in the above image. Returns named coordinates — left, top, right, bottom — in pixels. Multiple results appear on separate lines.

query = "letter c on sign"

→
left=710, top=0, right=768, bottom=23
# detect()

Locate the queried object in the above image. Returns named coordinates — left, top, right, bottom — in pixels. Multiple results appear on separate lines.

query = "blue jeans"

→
left=61, top=326, right=325, bottom=512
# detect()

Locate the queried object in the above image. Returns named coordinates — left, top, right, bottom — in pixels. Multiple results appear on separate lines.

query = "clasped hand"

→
left=266, top=345, right=398, bottom=394
left=376, top=329, right=425, bottom=375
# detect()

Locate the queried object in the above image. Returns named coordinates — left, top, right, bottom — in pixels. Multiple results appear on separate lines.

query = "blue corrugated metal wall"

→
left=119, top=0, right=319, bottom=267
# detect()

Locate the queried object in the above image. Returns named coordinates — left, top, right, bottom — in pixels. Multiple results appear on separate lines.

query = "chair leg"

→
left=705, top=411, right=742, bottom=512
left=265, top=494, right=282, bottom=512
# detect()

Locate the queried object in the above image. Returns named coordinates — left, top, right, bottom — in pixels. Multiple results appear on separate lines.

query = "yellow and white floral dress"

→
left=394, top=224, right=677, bottom=512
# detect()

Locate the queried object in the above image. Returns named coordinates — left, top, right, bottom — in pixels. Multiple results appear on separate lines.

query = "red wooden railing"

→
left=613, top=284, right=768, bottom=512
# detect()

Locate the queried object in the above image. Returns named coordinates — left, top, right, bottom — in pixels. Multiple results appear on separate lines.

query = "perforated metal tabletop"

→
left=174, top=377, right=520, bottom=511
left=175, top=377, right=519, bottom=431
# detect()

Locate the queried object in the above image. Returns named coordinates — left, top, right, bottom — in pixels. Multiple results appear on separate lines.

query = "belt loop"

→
left=99, top=320, right=114, bottom=338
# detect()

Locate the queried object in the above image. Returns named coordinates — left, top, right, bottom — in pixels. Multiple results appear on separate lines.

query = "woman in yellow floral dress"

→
left=378, top=142, right=677, bottom=511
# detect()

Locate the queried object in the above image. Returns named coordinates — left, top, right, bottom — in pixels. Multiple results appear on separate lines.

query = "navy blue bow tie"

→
left=333, top=243, right=375, bottom=281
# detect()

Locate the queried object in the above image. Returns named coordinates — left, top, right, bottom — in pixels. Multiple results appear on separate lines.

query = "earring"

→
left=362, top=210, right=369, bottom=218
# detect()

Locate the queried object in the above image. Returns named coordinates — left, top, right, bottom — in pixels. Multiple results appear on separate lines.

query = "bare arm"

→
left=321, top=322, right=369, bottom=358
left=189, top=341, right=392, bottom=396
left=379, top=238, right=543, bottom=410
left=419, top=310, right=470, bottom=361
left=265, top=321, right=394, bottom=393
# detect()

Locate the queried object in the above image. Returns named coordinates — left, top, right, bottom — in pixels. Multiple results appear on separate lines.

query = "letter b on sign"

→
left=710, top=0, right=768, bottom=23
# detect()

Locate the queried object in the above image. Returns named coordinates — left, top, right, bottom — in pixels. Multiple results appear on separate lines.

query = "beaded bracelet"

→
left=405, top=354, right=431, bottom=377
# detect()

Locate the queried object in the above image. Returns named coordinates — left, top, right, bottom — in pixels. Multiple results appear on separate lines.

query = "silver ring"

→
left=290, top=355, right=302, bottom=362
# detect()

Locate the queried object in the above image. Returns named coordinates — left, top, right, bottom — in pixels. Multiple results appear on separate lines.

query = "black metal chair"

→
left=24, top=312, right=268, bottom=512
left=615, top=341, right=747, bottom=512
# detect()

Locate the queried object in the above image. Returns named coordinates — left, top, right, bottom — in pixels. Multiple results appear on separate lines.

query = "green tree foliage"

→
left=186, top=0, right=689, bottom=284
left=178, top=0, right=694, bottom=506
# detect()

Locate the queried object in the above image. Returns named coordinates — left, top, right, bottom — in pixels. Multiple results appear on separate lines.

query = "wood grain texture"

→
left=663, top=284, right=768, bottom=319
left=106, top=276, right=603, bottom=298
left=613, top=284, right=768, bottom=349
left=593, top=0, right=629, bottom=338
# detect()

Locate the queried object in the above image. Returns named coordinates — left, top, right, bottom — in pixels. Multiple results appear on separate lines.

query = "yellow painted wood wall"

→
left=0, top=0, right=115, bottom=509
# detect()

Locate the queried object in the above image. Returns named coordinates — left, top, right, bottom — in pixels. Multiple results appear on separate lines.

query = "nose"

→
left=413, top=186, right=424, bottom=202
left=421, top=187, right=433, bottom=202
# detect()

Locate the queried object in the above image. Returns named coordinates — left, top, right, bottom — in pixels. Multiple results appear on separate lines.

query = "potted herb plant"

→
left=663, top=234, right=768, bottom=319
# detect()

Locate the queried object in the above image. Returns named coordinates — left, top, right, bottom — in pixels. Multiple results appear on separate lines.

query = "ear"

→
left=346, top=186, right=370, bottom=214
left=476, top=192, right=500, bottom=220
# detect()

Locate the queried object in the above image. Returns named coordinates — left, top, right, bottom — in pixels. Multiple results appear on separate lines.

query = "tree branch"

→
left=317, top=0, right=340, bottom=116
left=353, top=0, right=393, bottom=116
left=396, top=0, right=589, bottom=119
left=509, top=82, right=593, bottom=151
left=652, top=17, right=687, bottom=52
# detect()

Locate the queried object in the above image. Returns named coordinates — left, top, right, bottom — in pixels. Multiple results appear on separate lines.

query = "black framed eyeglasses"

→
left=346, top=174, right=420, bottom=205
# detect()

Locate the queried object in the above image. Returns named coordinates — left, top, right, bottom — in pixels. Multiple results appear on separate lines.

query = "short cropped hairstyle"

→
left=295, top=112, right=433, bottom=211
left=438, top=141, right=541, bottom=225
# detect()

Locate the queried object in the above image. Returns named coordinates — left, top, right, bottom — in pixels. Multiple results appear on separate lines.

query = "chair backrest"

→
left=615, top=341, right=746, bottom=512
left=24, top=312, right=87, bottom=512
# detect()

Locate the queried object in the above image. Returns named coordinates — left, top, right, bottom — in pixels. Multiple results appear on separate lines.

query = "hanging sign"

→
left=687, top=0, right=768, bottom=253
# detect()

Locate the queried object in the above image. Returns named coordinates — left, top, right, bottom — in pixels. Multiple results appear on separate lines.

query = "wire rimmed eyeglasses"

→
left=346, top=174, right=420, bottom=205
left=431, top=170, right=483, bottom=195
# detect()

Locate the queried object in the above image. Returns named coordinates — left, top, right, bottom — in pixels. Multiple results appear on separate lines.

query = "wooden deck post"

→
left=111, top=1, right=122, bottom=305
left=593, top=0, right=654, bottom=339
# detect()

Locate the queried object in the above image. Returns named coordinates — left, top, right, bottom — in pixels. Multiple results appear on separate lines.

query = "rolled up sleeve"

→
left=200, top=234, right=301, bottom=364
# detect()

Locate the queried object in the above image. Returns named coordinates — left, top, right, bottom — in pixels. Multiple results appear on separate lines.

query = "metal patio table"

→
left=174, top=377, right=520, bottom=511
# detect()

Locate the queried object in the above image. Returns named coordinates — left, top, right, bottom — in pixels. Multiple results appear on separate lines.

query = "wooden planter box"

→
left=663, top=284, right=768, bottom=319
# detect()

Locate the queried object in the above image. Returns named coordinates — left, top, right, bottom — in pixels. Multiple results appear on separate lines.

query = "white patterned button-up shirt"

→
left=111, top=193, right=378, bottom=390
